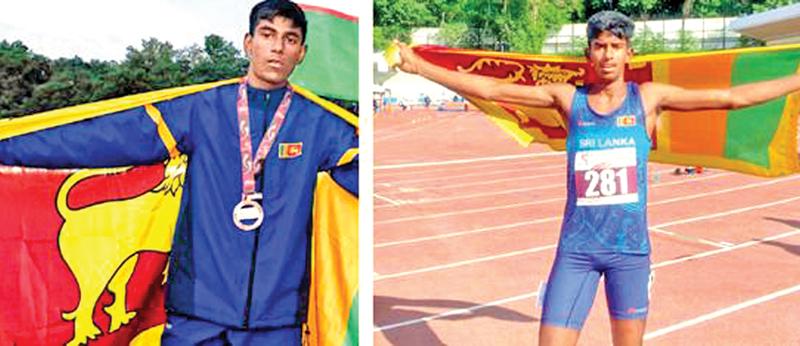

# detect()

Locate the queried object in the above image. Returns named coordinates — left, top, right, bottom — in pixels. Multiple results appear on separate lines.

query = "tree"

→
left=373, top=0, right=799, bottom=56
left=0, top=40, right=50, bottom=118
left=374, top=0, right=437, bottom=51
left=85, top=38, right=184, bottom=100
left=579, top=0, right=681, bottom=19
left=632, top=27, right=667, bottom=54
left=674, top=29, right=700, bottom=52
left=183, top=34, right=248, bottom=84
left=436, top=22, right=470, bottom=47
left=447, top=0, right=582, bottom=53
left=426, top=0, right=462, bottom=26
left=516, top=0, right=583, bottom=52
left=691, top=0, right=750, bottom=17
left=24, top=57, right=115, bottom=114
left=1, top=35, right=354, bottom=119
left=690, top=0, right=799, bottom=17
left=751, top=0, right=800, bottom=12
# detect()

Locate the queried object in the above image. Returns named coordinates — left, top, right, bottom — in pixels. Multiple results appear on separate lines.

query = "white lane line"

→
left=374, top=117, right=450, bottom=142
left=374, top=292, right=540, bottom=332
left=373, top=172, right=739, bottom=247
left=649, top=172, right=733, bottom=188
left=374, top=115, right=436, bottom=133
left=649, top=174, right=800, bottom=206
left=375, top=198, right=800, bottom=280
left=376, top=157, right=565, bottom=180
left=644, top=283, right=800, bottom=340
left=649, top=227, right=729, bottom=248
left=374, top=229, right=800, bottom=332
left=651, top=229, right=800, bottom=269
left=375, top=170, right=732, bottom=210
left=375, top=244, right=557, bottom=281
left=375, top=184, right=564, bottom=210
left=384, top=171, right=565, bottom=195
left=374, top=115, right=440, bottom=134
left=374, top=157, right=680, bottom=183
left=376, top=219, right=728, bottom=253
left=382, top=163, right=563, bottom=186
left=376, top=217, right=562, bottom=248
left=375, top=197, right=565, bottom=225
left=378, top=166, right=685, bottom=197
left=655, top=195, right=800, bottom=228
left=374, top=193, right=402, bottom=206
left=375, top=152, right=565, bottom=170
left=376, top=173, right=796, bottom=225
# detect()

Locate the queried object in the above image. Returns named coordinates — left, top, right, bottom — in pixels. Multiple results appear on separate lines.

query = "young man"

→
left=394, top=10, right=800, bottom=346
left=0, top=1, right=357, bottom=345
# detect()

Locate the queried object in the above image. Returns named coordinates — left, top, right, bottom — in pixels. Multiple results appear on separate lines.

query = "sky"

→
left=0, top=0, right=361, bottom=61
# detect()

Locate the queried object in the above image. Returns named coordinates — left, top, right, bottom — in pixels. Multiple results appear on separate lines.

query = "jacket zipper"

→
left=243, top=226, right=260, bottom=328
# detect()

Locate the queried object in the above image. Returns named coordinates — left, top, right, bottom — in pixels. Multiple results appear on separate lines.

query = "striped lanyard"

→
left=233, top=78, right=293, bottom=231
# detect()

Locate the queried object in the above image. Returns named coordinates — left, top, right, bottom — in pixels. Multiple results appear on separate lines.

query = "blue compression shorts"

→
left=540, top=252, right=652, bottom=330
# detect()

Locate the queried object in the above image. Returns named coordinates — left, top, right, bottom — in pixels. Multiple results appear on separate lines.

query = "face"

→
left=586, top=31, right=632, bottom=82
left=244, top=16, right=306, bottom=89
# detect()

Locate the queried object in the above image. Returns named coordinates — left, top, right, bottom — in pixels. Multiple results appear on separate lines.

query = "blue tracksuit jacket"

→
left=0, top=82, right=358, bottom=329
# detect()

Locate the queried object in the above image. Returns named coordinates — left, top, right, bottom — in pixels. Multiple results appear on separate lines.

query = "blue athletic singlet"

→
left=558, top=82, right=652, bottom=254
left=541, top=83, right=654, bottom=329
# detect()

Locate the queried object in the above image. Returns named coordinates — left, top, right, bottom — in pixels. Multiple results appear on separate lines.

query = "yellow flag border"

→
left=0, top=78, right=358, bottom=142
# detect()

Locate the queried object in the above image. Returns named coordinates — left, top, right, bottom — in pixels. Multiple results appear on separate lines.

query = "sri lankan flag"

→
left=390, top=44, right=800, bottom=177
left=0, top=80, right=358, bottom=345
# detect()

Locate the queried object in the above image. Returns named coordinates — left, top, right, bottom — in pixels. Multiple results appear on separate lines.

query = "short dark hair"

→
left=249, top=0, right=308, bottom=43
left=586, top=11, right=634, bottom=43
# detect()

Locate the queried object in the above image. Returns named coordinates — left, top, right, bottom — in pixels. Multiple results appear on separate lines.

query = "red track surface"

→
left=373, top=109, right=800, bottom=345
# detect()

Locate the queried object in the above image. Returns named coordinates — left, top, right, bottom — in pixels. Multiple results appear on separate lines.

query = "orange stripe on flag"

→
left=665, top=54, right=734, bottom=156
left=669, top=53, right=734, bottom=87
left=669, top=110, right=727, bottom=156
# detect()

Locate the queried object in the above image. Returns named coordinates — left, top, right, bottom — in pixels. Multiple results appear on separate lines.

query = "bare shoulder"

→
left=638, top=81, right=666, bottom=95
left=639, top=81, right=683, bottom=98
left=543, top=83, right=577, bottom=114
left=543, top=82, right=577, bottom=96
left=637, top=81, right=674, bottom=110
left=495, top=82, right=576, bottom=111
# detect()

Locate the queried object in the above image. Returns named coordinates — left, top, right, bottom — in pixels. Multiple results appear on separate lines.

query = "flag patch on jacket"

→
left=279, top=142, right=303, bottom=159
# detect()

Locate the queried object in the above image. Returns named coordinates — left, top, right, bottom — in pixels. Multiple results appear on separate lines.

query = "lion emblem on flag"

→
left=57, top=154, right=186, bottom=346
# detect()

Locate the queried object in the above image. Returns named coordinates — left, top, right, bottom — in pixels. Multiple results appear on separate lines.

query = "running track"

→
left=373, top=109, right=800, bottom=345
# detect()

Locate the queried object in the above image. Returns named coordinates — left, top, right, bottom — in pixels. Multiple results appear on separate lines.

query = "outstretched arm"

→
left=643, top=74, right=800, bottom=111
left=394, top=42, right=575, bottom=112
left=0, top=96, right=193, bottom=169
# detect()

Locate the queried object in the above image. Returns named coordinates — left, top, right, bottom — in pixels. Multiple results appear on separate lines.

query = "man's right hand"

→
left=394, top=41, right=420, bottom=75
left=387, top=40, right=574, bottom=113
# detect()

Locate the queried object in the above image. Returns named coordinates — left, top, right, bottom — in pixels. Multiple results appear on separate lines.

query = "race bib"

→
left=574, top=147, right=638, bottom=206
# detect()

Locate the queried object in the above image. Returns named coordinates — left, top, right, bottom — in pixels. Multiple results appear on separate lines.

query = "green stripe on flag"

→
left=290, top=10, right=358, bottom=101
left=343, top=292, right=358, bottom=346
left=726, top=50, right=800, bottom=167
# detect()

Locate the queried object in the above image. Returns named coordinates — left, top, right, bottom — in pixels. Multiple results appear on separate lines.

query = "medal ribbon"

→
left=236, top=77, right=293, bottom=198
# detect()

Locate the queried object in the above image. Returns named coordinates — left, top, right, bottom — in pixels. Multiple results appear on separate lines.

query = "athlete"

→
left=394, top=10, right=800, bottom=346
left=0, top=1, right=357, bottom=345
